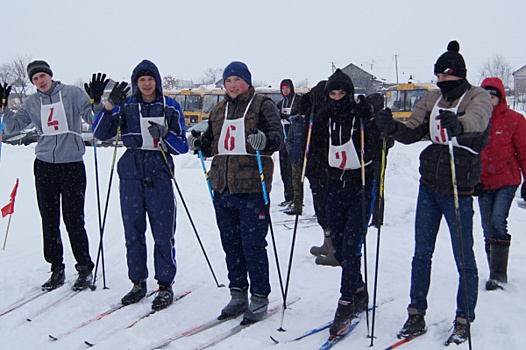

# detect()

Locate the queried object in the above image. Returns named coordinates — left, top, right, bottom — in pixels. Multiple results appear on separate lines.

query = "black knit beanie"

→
left=27, top=60, right=53, bottom=81
left=434, top=41, right=467, bottom=78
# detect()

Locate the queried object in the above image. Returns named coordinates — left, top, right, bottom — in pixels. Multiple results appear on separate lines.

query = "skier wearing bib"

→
left=93, top=59, right=188, bottom=311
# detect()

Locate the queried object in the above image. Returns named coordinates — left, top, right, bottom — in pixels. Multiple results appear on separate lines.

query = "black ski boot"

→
left=121, top=281, right=147, bottom=305
left=353, top=286, right=369, bottom=314
left=329, top=298, right=355, bottom=337
left=445, top=316, right=469, bottom=346
left=398, top=307, right=426, bottom=338
left=72, top=265, right=93, bottom=291
left=152, top=284, right=173, bottom=311
left=242, top=294, right=268, bottom=324
left=41, top=265, right=65, bottom=291
left=486, top=236, right=510, bottom=291
left=218, top=288, right=248, bottom=320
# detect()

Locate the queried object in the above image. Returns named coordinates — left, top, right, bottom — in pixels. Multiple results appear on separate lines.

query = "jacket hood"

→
left=481, top=77, right=507, bottom=113
left=131, top=59, right=163, bottom=97
left=325, top=69, right=354, bottom=97
left=280, top=79, right=295, bottom=96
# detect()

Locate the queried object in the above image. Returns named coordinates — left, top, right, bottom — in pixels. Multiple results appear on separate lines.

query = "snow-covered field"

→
left=0, top=140, right=525, bottom=349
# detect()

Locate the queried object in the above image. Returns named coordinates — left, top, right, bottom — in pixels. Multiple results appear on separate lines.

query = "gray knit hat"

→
left=27, top=60, right=53, bottom=81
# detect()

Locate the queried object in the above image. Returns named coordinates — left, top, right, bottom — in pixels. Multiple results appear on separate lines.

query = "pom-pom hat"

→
left=434, top=41, right=467, bottom=78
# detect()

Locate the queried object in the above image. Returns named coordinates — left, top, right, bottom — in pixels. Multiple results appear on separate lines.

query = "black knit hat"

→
left=484, top=86, right=502, bottom=99
left=134, top=69, right=155, bottom=82
left=434, top=41, right=467, bottom=78
left=27, top=60, right=53, bottom=81
left=325, top=69, right=354, bottom=95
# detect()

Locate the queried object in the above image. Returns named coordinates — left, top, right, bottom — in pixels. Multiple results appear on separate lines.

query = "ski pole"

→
left=90, top=106, right=125, bottom=291
left=359, top=118, right=371, bottom=336
left=158, top=138, right=225, bottom=288
left=198, top=150, right=214, bottom=201
left=369, top=137, right=387, bottom=346
left=448, top=138, right=473, bottom=350
left=278, top=113, right=313, bottom=332
left=254, top=149, right=285, bottom=304
left=89, top=110, right=106, bottom=290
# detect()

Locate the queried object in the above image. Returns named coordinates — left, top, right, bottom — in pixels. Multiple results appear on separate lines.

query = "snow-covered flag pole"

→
left=2, top=178, right=19, bottom=250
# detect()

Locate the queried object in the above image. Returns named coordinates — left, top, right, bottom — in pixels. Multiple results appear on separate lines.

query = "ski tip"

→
left=48, top=334, right=58, bottom=341
left=84, top=340, right=95, bottom=347
left=26, top=318, right=32, bottom=322
left=270, top=336, right=280, bottom=344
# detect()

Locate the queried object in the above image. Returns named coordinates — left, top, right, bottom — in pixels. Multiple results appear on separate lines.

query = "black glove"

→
left=438, top=110, right=462, bottom=137
left=472, top=183, right=486, bottom=197
left=84, top=73, right=109, bottom=103
left=356, top=95, right=373, bottom=117
left=148, top=121, right=168, bottom=139
left=0, top=82, right=12, bottom=108
left=375, top=108, right=396, bottom=135
left=247, top=128, right=267, bottom=150
left=188, top=130, right=202, bottom=152
left=521, top=183, right=526, bottom=201
left=108, top=81, right=130, bottom=106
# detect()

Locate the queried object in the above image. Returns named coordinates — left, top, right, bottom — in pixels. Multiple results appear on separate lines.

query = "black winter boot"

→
left=152, top=284, right=174, bottom=311
left=445, top=316, right=469, bottom=345
left=218, top=288, right=248, bottom=320
left=121, top=281, right=147, bottom=305
left=353, top=286, right=369, bottom=314
left=72, top=265, right=93, bottom=291
left=42, top=265, right=65, bottom=291
left=398, top=307, right=426, bottom=338
left=486, top=236, right=510, bottom=291
left=310, top=229, right=330, bottom=256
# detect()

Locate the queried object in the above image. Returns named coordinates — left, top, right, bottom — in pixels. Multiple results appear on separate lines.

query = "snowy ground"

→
left=0, top=139, right=525, bottom=350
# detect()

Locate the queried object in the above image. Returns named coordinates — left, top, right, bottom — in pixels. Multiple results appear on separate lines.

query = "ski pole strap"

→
left=256, top=150, right=269, bottom=205
left=198, top=150, right=214, bottom=201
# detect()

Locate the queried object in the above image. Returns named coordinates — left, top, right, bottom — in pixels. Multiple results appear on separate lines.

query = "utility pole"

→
left=394, top=55, right=399, bottom=84
left=330, top=62, right=336, bottom=74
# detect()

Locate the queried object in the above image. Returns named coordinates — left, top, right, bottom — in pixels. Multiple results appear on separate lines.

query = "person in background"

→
left=300, top=80, right=337, bottom=265
left=375, top=41, right=492, bottom=345
left=188, top=61, right=283, bottom=324
left=476, top=77, right=526, bottom=290
left=1, top=60, right=104, bottom=292
left=93, top=59, right=188, bottom=311
left=278, top=79, right=304, bottom=215
left=276, top=80, right=295, bottom=208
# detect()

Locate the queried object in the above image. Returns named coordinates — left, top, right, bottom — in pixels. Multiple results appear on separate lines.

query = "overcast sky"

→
left=3, top=0, right=526, bottom=89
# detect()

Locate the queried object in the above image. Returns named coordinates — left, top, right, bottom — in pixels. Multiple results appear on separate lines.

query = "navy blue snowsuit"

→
left=93, top=60, right=188, bottom=285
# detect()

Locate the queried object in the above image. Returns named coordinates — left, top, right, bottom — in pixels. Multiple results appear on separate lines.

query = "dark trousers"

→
left=326, top=179, right=373, bottom=299
left=306, top=171, right=328, bottom=230
left=214, top=190, right=271, bottom=296
left=34, top=159, right=93, bottom=272
left=279, top=125, right=293, bottom=202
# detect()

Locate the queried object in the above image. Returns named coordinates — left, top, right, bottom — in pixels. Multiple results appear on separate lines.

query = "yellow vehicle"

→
left=386, top=83, right=438, bottom=121
left=164, top=89, right=225, bottom=126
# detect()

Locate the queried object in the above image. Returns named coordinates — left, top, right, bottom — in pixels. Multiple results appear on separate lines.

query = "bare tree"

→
left=199, top=67, right=223, bottom=86
left=0, top=55, right=33, bottom=108
left=163, top=75, right=179, bottom=90
left=478, top=55, right=513, bottom=88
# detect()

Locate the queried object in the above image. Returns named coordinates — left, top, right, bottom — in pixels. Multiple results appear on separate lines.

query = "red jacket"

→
left=480, top=77, right=526, bottom=190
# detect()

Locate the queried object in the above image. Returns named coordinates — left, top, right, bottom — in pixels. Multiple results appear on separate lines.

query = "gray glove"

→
left=247, top=129, right=267, bottom=150
left=148, top=121, right=168, bottom=139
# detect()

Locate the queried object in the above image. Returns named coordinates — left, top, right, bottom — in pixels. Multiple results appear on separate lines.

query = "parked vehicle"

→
left=2, top=123, right=39, bottom=146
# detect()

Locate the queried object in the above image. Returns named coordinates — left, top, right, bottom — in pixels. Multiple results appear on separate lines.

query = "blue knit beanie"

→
left=223, top=61, right=252, bottom=86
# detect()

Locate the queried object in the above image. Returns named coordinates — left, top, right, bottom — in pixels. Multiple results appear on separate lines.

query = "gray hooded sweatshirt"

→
left=3, top=81, right=102, bottom=163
